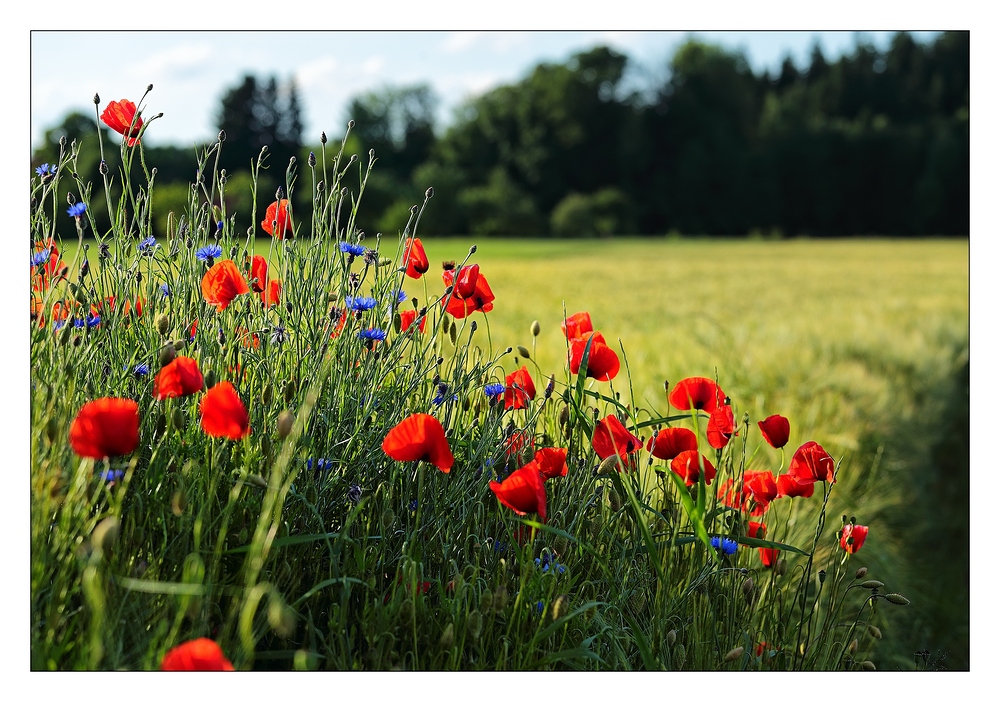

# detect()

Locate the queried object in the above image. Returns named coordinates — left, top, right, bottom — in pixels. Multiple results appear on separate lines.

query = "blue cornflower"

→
left=35, top=163, right=54, bottom=177
left=391, top=289, right=408, bottom=304
left=484, top=383, right=505, bottom=399
left=493, top=540, right=508, bottom=554
left=160, top=283, right=170, bottom=297
left=132, top=363, right=150, bottom=377
left=347, top=484, right=363, bottom=504
left=99, top=469, right=125, bottom=482
left=31, top=249, right=51, bottom=267
left=339, top=241, right=366, bottom=257
left=711, top=536, right=739, bottom=556
left=138, top=236, right=157, bottom=255
left=345, top=295, right=377, bottom=312
left=408, top=499, right=418, bottom=513
left=307, top=458, right=333, bottom=471
left=67, top=202, right=87, bottom=218
left=74, top=315, right=101, bottom=329
left=358, top=328, right=387, bottom=342
left=432, top=392, right=458, bottom=406
left=536, top=601, right=545, bottom=614
left=195, top=244, right=223, bottom=262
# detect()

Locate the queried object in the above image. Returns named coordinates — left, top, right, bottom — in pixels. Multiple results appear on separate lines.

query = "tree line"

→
left=32, top=31, right=968, bottom=239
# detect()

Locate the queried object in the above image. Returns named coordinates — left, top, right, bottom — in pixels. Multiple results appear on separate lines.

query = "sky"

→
left=30, top=29, right=942, bottom=150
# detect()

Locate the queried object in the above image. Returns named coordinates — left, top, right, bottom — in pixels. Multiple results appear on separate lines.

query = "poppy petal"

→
left=199, top=382, right=250, bottom=440
left=382, top=413, right=454, bottom=473
left=69, top=398, right=140, bottom=459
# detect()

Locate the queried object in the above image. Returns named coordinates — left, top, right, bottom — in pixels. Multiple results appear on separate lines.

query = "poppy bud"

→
left=409, top=204, right=418, bottom=215
left=380, top=509, right=395, bottom=531
left=723, top=646, right=744, bottom=663
left=884, top=593, right=910, bottom=606
left=517, top=345, right=530, bottom=359
left=530, top=320, right=540, bottom=337
left=438, top=623, right=454, bottom=649
left=558, top=405, right=569, bottom=426
left=99, top=160, right=108, bottom=175
left=262, top=384, right=273, bottom=406
left=158, top=344, right=176, bottom=367
left=449, top=322, right=458, bottom=346
left=283, top=379, right=297, bottom=403
left=868, top=625, right=882, bottom=639
left=424, top=186, right=434, bottom=199
left=861, top=661, right=876, bottom=671
left=598, top=455, right=621, bottom=476
left=441, top=315, right=450, bottom=335
left=467, top=610, right=483, bottom=639
left=848, top=639, right=858, bottom=655
left=776, top=559, right=787, bottom=576
left=147, top=83, right=154, bottom=92
left=493, top=586, right=508, bottom=611
left=479, top=589, right=493, bottom=612
left=277, top=410, right=294, bottom=439
left=171, top=339, right=186, bottom=352
left=93, top=93, right=100, bottom=104
left=204, top=369, right=216, bottom=389
left=154, top=413, right=167, bottom=438
left=860, top=580, right=885, bottom=590
left=818, top=570, right=826, bottom=583
left=505, top=347, right=513, bottom=355
left=218, top=130, right=226, bottom=142
left=172, top=407, right=186, bottom=431
left=155, top=313, right=169, bottom=336
left=666, top=629, right=677, bottom=647
left=552, top=594, right=568, bottom=620
left=855, top=567, right=868, bottom=579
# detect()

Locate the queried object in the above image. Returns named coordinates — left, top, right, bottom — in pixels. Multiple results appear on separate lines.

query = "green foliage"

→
left=550, top=188, right=633, bottom=238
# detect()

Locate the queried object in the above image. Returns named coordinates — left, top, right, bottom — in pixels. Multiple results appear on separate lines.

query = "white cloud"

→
left=127, top=44, right=214, bottom=80
left=296, top=57, right=339, bottom=90
left=441, top=31, right=483, bottom=53
left=361, top=56, right=386, bottom=76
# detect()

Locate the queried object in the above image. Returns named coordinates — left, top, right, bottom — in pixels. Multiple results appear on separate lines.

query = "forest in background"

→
left=31, top=31, right=969, bottom=239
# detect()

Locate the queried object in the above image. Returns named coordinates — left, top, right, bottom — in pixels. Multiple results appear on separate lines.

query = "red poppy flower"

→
left=669, top=377, right=726, bottom=413
left=592, top=415, right=642, bottom=468
left=201, top=259, right=251, bottom=311
left=706, top=404, right=737, bottom=449
left=787, top=441, right=836, bottom=485
left=329, top=308, right=348, bottom=338
left=399, top=308, right=426, bottom=333
left=100, top=99, right=143, bottom=147
left=199, top=381, right=250, bottom=440
left=402, top=237, right=429, bottom=279
left=383, top=575, right=434, bottom=604
left=261, top=199, right=293, bottom=239
left=504, top=428, right=535, bottom=459
left=69, top=398, right=140, bottom=459
left=188, top=319, right=198, bottom=339
left=755, top=641, right=775, bottom=657
left=747, top=521, right=766, bottom=539
left=568, top=331, right=620, bottom=381
left=489, top=463, right=547, bottom=522
left=442, top=269, right=495, bottom=318
left=31, top=241, right=69, bottom=292
left=745, top=471, right=779, bottom=510
left=446, top=264, right=480, bottom=299
left=153, top=356, right=204, bottom=400
left=670, top=450, right=716, bottom=486
left=759, top=548, right=779, bottom=568
left=382, top=413, right=454, bottom=473
left=646, top=427, right=699, bottom=461
left=758, top=414, right=790, bottom=449
left=261, top=279, right=282, bottom=308
left=504, top=365, right=536, bottom=410
left=839, top=523, right=869, bottom=554
left=562, top=311, right=594, bottom=340
left=532, top=447, right=568, bottom=480
left=776, top=473, right=815, bottom=499
left=160, top=638, right=234, bottom=671
left=250, top=255, right=268, bottom=293
left=31, top=298, right=73, bottom=329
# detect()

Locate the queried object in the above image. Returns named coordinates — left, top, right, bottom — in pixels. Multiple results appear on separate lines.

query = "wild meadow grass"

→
left=30, top=94, right=969, bottom=672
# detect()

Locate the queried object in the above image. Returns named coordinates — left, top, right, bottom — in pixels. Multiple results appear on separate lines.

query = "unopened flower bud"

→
left=666, top=629, right=676, bottom=647
left=868, top=625, right=882, bottom=639
left=308, top=152, right=316, bottom=167
left=723, top=646, right=744, bottom=663
left=530, top=320, right=540, bottom=337
left=467, top=610, right=483, bottom=639
left=158, top=344, right=176, bottom=367
left=204, top=369, right=217, bottom=389
left=347, top=119, right=355, bottom=130
left=277, top=410, right=294, bottom=439
left=172, top=406, right=185, bottom=431
left=438, top=623, right=454, bottom=649
left=320, top=131, right=327, bottom=144
left=493, top=586, right=508, bottom=611
left=516, top=345, right=530, bottom=359
left=855, top=567, right=868, bottom=579
left=860, top=580, right=885, bottom=590
left=283, top=380, right=297, bottom=403
left=848, top=639, right=858, bottom=655
left=93, top=93, right=101, bottom=104
left=155, top=313, right=169, bottom=336
left=479, top=589, right=493, bottom=612
left=884, top=593, right=910, bottom=606
left=860, top=660, right=876, bottom=671
left=425, top=186, right=434, bottom=199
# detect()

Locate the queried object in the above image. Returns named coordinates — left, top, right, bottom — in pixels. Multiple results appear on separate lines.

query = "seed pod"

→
left=860, top=580, right=885, bottom=590
left=516, top=345, right=530, bottom=359
left=277, top=410, right=294, bottom=439
left=724, top=646, right=744, bottom=663
left=884, top=593, right=910, bottom=606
